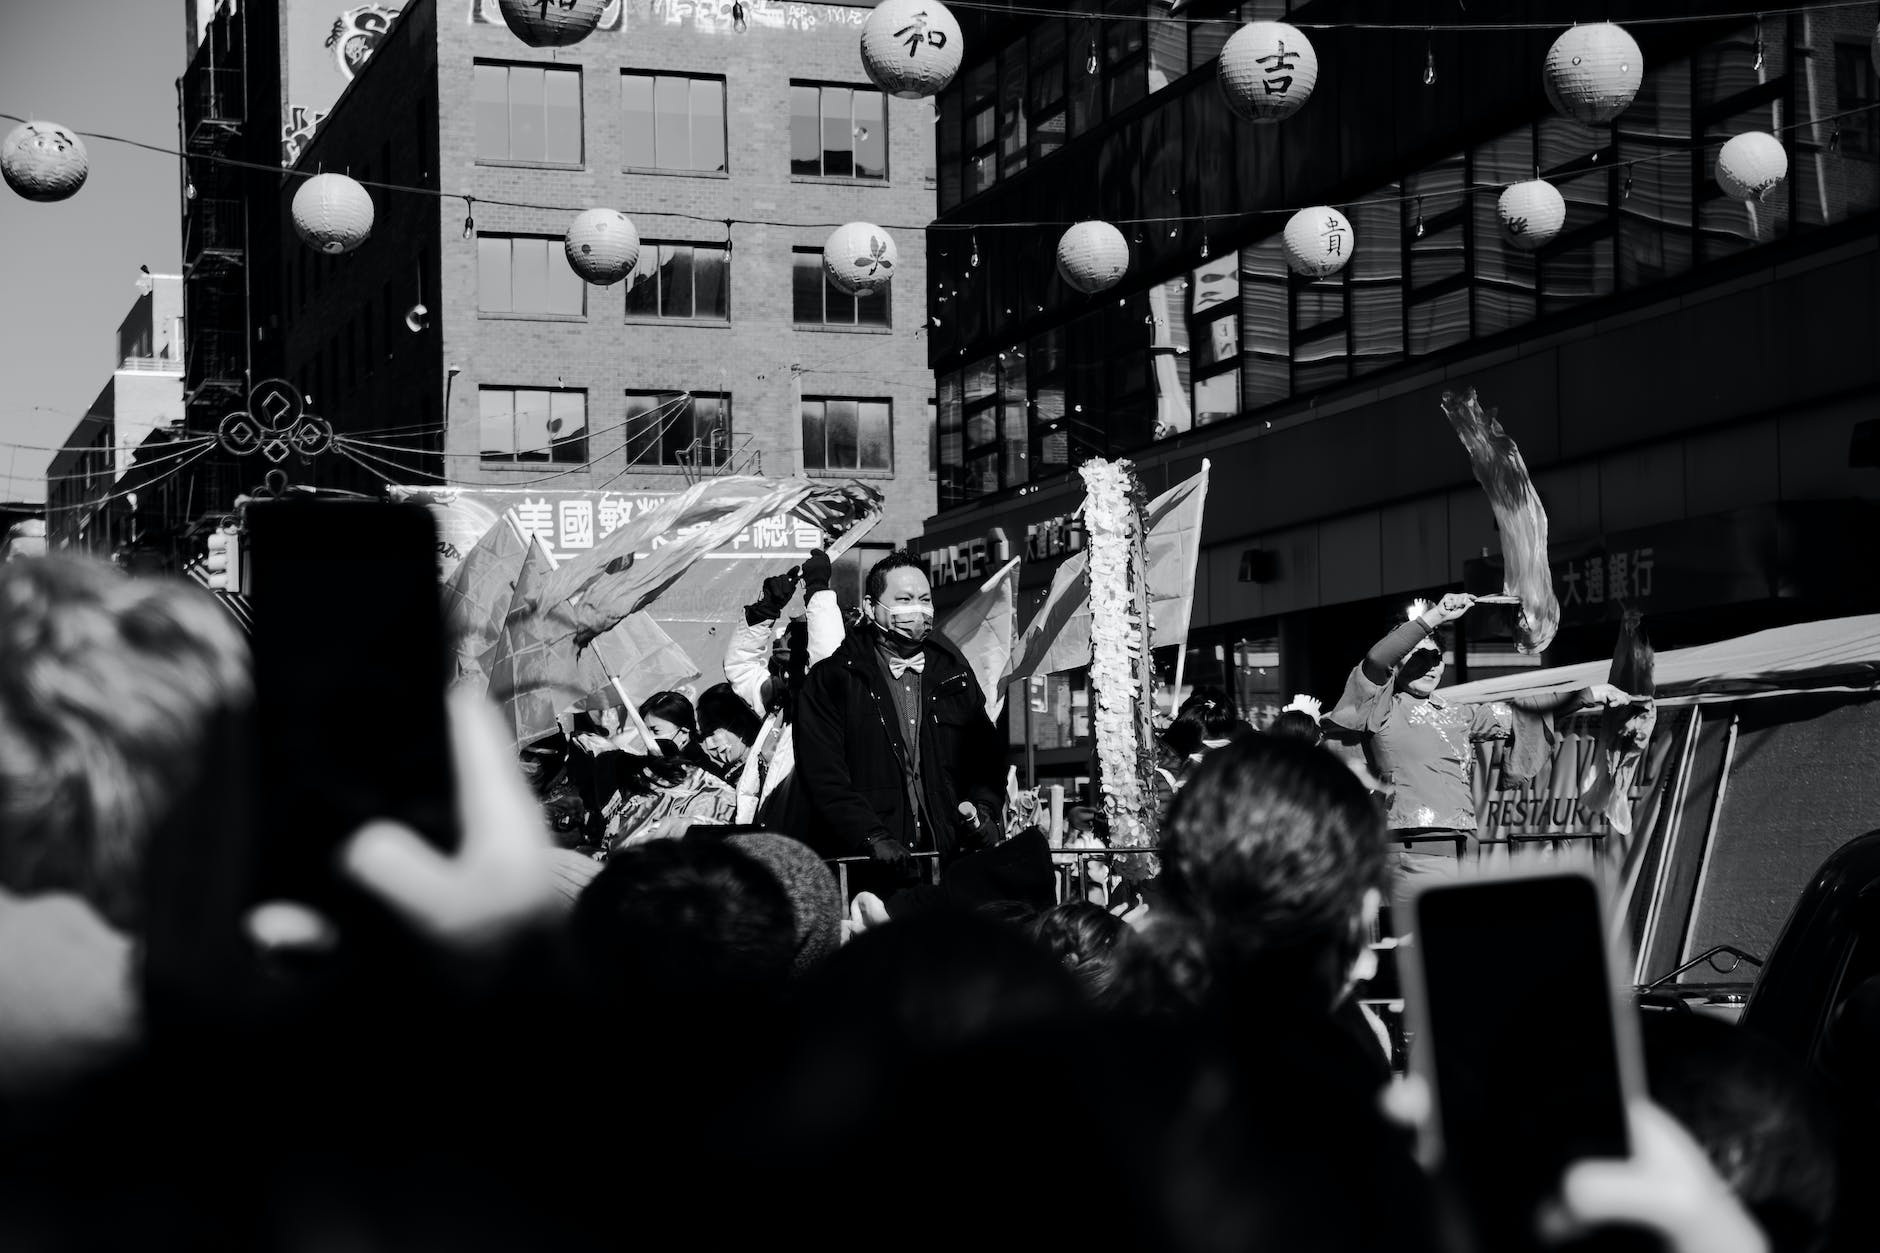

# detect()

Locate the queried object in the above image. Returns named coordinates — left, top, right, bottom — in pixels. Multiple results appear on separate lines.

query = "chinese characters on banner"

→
left=476, top=489, right=823, bottom=571
left=1559, top=546, right=1655, bottom=608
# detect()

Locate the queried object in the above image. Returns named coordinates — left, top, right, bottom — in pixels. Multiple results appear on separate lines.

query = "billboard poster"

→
left=391, top=485, right=823, bottom=693
left=283, top=2, right=406, bottom=164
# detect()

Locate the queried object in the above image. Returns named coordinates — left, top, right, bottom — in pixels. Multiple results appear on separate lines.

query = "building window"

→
left=624, top=242, right=730, bottom=320
left=474, top=62, right=582, bottom=164
left=790, top=83, right=886, bottom=179
left=621, top=71, right=726, bottom=172
left=625, top=390, right=730, bottom=468
left=801, top=397, right=892, bottom=471
left=1837, top=42, right=1879, bottom=158
left=479, top=387, right=588, bottom=464
left=477, top=234, right=587, bottom=316
left=792, top=247, right=890, bottom=326
left=1188, top=256, right=1239, bottom=428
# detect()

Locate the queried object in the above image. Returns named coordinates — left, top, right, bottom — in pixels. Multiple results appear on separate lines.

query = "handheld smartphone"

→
left=1398, top=866, right=1642, bottom=1253
left=244, top=499, right=457, bottom=911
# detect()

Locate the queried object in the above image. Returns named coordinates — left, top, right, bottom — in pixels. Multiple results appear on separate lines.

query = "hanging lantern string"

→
left=6, top=97, right=1871, bottom=238
left=921, top=0, right=1870, bottom=30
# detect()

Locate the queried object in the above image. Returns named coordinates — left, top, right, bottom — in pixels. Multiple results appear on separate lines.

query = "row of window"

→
left=476, top=236, right=890, bottom=327
left=473, top=63, right=894, bottom=180
left=477, top=387, right=895, bottom=473
left=936, top=17, right=1880, bottom=507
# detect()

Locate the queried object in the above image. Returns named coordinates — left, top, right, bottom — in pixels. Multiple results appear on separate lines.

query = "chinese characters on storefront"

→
left=1558, top=546, right=1655, bottom=608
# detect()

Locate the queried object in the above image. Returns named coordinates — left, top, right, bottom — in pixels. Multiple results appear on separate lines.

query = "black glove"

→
left=743, top=567, right=802, bottom=626
left=954, top=802, right=995, bottom=847
left=801, top=548, right=833, bottom=597
left=865, top=834, right=916, bottom=880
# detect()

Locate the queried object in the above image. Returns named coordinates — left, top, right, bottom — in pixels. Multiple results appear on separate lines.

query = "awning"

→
left=1441, top=613, right=1880, bottom=706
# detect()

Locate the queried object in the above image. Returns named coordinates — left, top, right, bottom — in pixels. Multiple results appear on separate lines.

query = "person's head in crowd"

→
left=1028, top=901, right=1126, bottom=1001
left=1160, top=717, right=1204, bottom=764
left=1150, top=734, right=1388, bottom=1008
left=696, top=682, right=762, bottom=772
left=623, top=738, right=693, bottom=794
left=1174, top=687, right=1240, bottom=750
left=518, top=732, right=570, bottom=799
left=863, top=550, right=933, bottom=657
left=570, top=835, right=795, bottom=1012
left=1266, top=710, right=1324, bottom=747
left=0, top=557, right=250, bottom=933
left=1396, top=599, right=1452, bottom=698
left=638, top=691, right=699, bottom=753
left=1641, top=1012, right=1838, bottom=1253
left=725, top=833, right=841, bottom=977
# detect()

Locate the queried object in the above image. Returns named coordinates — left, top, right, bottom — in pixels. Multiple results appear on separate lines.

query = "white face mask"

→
left=873, top=601, right=933, bottom=643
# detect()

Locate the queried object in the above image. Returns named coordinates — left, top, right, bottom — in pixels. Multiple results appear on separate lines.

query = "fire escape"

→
left=179, top=4, right=248, bottom=517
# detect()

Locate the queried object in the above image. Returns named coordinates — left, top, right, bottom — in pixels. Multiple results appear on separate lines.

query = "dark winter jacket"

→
left=791, top=625, right=1006, bottom=862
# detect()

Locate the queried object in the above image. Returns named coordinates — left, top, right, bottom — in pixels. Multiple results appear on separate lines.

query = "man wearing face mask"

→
left=1324, top=593, right=1641, bottom=880
left=792, top=551, right=1006, bottom=891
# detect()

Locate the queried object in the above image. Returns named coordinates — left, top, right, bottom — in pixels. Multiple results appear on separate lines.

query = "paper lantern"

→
left=1218, top=22, right=1318, bottom=124
left=1543, top=23, right=1642, bottom=126
left=496, top=0, right=607, bottom=47
left=291, top=173, right=374, bottom=255
left=1, top=120, right=89, bottom=202
left=564, top=208, right=640, bottom=285
left=1497, top=180, right=1567, bottom=251
left=1281, top=207, right=1354, bottom=278
left=823, top=222, right=897, bottom=297
left=860, top=0, right=963, bottom=100
left=1716, top=131, right=1788, bottom=202
left=1056, top=221, right=1130, bottom=294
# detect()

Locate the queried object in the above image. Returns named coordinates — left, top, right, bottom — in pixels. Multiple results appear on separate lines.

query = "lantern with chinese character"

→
left=860, top=0, right=963, bottom=100
left=1716, top=131, right=1788, bottom=202
left=497, top=0, right=608, bottom=48
left=564, top=208, right=640, bottom=285
left=291, top=173, right=374, bottom=255
left=824, top=222, right=897, bottom=297
left=1218, top=21, right=1318, bottom=124
left=1056, top=220, right=1130, bottom=294
left=1543, top=23, right=1642, bottom=126
left=1497, top=179, right=1566, bottom=251
left=1, top=120, right=89, bottom=202
left=1281, top=207, right=1353, bottom=278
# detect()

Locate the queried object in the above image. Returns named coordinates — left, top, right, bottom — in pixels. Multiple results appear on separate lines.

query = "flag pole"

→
left=593, top=647, right=661, bottom=751
left=1165, top=458, right=1209, bottom=719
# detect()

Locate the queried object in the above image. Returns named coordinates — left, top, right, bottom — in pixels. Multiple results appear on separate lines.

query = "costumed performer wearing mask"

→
left=1325, top=593, right=1643, bottom=880
left=792, top=550, right=1006, bottom=895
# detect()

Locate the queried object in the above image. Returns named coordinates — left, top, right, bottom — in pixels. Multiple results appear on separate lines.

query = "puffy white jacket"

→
left=723, top=589, right=842, bottom=824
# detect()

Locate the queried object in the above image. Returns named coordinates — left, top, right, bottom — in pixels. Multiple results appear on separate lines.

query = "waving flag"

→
left=572, top=612, right=702, bottom=712
left=1145, top=460, right=1210, bottom=649
left=1008, top=550, right=1092, bottom=683
left=1442, top=388, right=1559, bottom=654
left=440, top=515, right=528, bottom=686
left=486, top=538, right=585, bottom=750
left=940, top=556, right=1022, bottom=719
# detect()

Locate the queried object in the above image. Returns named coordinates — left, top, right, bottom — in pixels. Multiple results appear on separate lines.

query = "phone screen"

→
left=245, top=500, right=456, bottom=910
left=1412, top=872, right=1632, bottom=1252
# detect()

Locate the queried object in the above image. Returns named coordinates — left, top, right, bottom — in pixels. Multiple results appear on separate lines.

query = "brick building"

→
left=278, top=0, right=937, bottom=556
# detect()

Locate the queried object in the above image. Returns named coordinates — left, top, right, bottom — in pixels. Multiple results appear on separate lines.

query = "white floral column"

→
left=1079, top=458, right=1158, bottom=875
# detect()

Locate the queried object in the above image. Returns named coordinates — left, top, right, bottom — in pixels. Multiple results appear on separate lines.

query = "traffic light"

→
left=205, top=528, right=242, bottom=594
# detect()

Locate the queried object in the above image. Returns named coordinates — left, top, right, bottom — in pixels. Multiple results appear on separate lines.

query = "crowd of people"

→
left=0, top=548, right=1853, bottom=1251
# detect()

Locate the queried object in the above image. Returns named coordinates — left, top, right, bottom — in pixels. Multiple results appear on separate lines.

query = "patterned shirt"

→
left=1332, top=665, right=1519, bottom=832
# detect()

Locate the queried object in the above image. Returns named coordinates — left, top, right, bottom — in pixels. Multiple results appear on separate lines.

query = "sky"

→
left=0, top=0, right=185, bottom=504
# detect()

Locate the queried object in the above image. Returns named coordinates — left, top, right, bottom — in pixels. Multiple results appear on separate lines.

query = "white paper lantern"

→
left=1, top=120, right=89, bottom=202
left=497, top=0, right=607, bottom=47
left=564, top=209, right=640, bottom=285
left=1497, top=180, right=1567, bottom=251
left=1218, top=22, right=1318, bottom=124
left=1281, top=207, right=1354, bottom=278
left=291, top=173, right=375, bottom=255
left=1056, top=221, right=1130, bottom=294
left=1716, top=131, right=1788, bottom=202
left=860, top=0, right=963, bottom=100
left=1543, top=23, right=1643, bottom=126
left=824, top=222, right=897, bottom=297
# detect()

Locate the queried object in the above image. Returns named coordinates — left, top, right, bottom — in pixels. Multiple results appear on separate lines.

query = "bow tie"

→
left=887, top=653, right=926, bottom=679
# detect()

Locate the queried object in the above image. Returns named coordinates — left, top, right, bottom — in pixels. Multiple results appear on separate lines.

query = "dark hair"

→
left=1161, top=718, right=1204, bottom=761
left=1027, top=901, right=1126, bottom=1000
left=639, top=691, right=698, bottom=742
left=696, top=682, right=762, bottom=746
left=571, top=836, right=796, bottom=1007
left=864, top=549, right=927, bottom=602
left=1177, top=686, right=1240, bottom=740
left=1266, top=710, right=1323, bottom=746
left=1159, top=735, right=1387, bottom=1002
left=1642, top=1013, right=1837, bottom=1253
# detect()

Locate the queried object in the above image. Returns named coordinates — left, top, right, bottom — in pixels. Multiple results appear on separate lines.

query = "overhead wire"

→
left=31, top=442, right=220, bottom=516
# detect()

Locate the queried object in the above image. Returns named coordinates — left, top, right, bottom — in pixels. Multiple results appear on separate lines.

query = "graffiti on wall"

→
left=468, top=0, right=867, bottom=35
left=326, top=5, right=401, bottom=80
left=282, top=106, right=330, bottom=166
